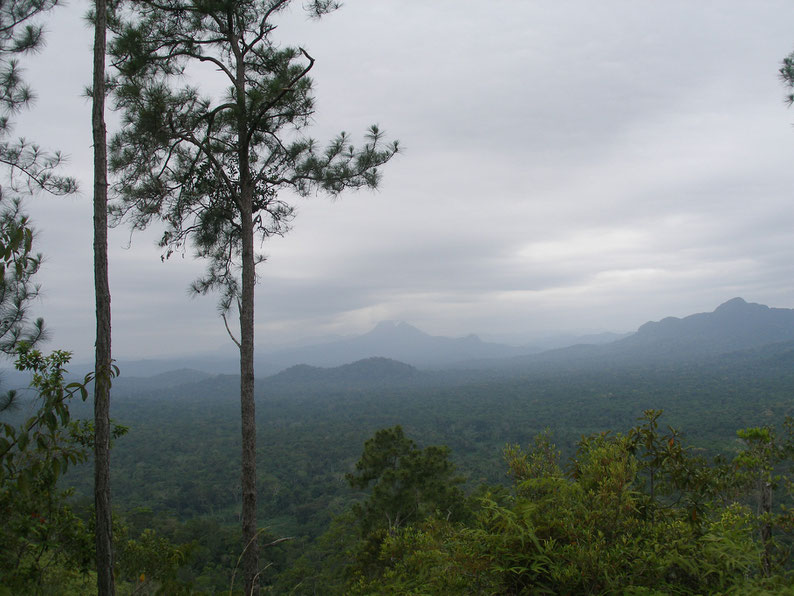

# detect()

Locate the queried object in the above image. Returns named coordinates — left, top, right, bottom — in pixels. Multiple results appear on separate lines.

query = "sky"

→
left=8, top=0, right=794, bottom=362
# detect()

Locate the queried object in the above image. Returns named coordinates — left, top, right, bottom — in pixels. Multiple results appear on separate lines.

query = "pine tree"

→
left=109, top=2, right=398, bottom=591
left=92, top=0, right=114, bottom=592
left=0, top=0, right=76, bottom=410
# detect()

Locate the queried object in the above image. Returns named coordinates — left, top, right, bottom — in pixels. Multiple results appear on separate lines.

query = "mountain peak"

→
left=367, top=320, right=426, bottom=338
left=713, top=297, right=770, bottom=316
left=714, top=297, right=750, bottom=312
left=623, top=298, right=794, bottom=361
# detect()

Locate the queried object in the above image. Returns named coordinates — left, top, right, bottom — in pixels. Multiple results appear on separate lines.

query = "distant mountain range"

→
left=268, top=297, right=794, bottom=387
left=250, top=297, right=794, bottom=372
left=5, top=297, right=793, bottom=393
left=96, top=320, right=628, bottom=378
left=492, top=297, right=794, bottom=372
left=258, top=320, right=538, bottom=370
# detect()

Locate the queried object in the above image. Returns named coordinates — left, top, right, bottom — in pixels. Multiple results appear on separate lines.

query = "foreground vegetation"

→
left=3, top=349, right=794, bottom=593
left=281, top=416, right=794, bottom=595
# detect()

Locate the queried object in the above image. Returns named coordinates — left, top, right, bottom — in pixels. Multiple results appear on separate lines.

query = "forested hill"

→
left=266, top=357, right=422, bottom=389
left=107, top=357, right=483, bottom=402
left=617, top=296, right=794, bottom=356
left=103, top=337, right=794, bottom=405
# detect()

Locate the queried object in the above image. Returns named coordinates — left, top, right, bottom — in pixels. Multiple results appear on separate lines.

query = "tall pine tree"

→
left=109, top=2, right=398, bottom=591
left=92, top=0, right=114, bottom=593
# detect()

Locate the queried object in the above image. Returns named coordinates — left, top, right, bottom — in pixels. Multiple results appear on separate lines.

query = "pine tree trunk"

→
left=240, top=193, right=259, bottom=595
left=239, top=203, right=257, bottom=595
left=92, top=0, right=114, bottom=593
left=235, top=35, right=258, bottom=594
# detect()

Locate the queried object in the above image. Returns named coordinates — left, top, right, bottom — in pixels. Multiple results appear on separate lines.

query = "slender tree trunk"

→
left=234, top=33, right=258, bottom=594
left=239, top=206, right=257, bottom=595
left=239, top=206, right=258, bottom=594
left=92, top=0, right=114, bottom=593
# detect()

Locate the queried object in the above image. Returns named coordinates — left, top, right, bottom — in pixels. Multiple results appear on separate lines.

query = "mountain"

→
left=613, top=297, right=794, bottom=360
left=257, top=321, right=538, bottom=370
left=104, top=358, right=433, bottom=403
left=37, top=298, right=794, bottom=393
left=63, top=298, right=794, bottom=398
left=77, top=323, right=627, bottom=378
left=266, top=357, right=423, bottom=392
left=495, top=297, right=794, bottom=372
left=111, top=368, right=215, bottom=395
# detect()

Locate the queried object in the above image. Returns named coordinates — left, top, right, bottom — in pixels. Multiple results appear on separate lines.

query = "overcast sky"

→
left=9, top=0, right=794, bottom=362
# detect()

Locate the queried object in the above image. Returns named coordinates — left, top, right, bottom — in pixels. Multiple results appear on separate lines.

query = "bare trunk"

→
left=235, top=35, right=258, bottom=594
left=92, top=0, right=114, bottom=594
left=239, top=204, right=257, bottom=595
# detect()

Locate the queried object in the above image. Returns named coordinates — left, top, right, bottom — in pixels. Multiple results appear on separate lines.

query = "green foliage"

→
left=108, top=7, right=398, bottom=591
left=0, top=7, right=81, bottom=585
left=60, top=360, right=794, bottom=590
left=347, top=426, right=466, bottom=536
left=347, top=519, right=502, bottom=596
left=0, top=198, right=45, bottom=363
left=504, top=429, right=562, bottom=487
left=0, top=0, right=76, bottom=414
left=0, top=0, right=76, bottom=193
left=318, top=415, right=794, bottom=595
left=732, top=422, right=794, bottom=576
left=0, top=347, right=94, bottom=592
left=0, top=196, right=46, bottom=418
left=115, top=526, right=194, bottom=595
left=0, top=0, right=58, bottom=115
left=273, top=511, right=360, bottom=595
left=276, top=427, right=467, bottom=594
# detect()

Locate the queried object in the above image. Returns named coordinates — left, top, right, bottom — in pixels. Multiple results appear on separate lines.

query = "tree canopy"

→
left=109, top=0, right=398, bottom=311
